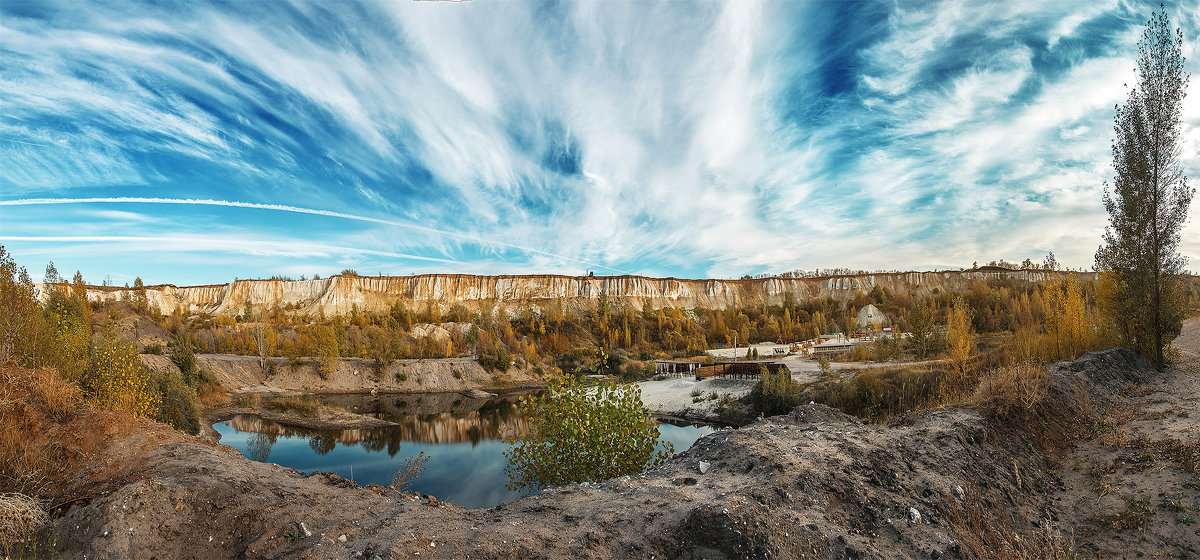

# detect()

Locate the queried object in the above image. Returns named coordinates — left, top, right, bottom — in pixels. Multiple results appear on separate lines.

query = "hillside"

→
left=64, top=269, right=1081, bottom=318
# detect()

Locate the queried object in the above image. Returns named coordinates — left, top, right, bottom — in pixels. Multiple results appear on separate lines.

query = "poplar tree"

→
left=1095, top=5, right=1193, bottom=369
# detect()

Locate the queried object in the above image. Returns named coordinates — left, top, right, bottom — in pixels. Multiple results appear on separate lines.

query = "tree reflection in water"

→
left=214, top=391, right=715, bottom=509
left=222, top=392, right=533, bottom=457
left=246, top=431, right=275, bottom=462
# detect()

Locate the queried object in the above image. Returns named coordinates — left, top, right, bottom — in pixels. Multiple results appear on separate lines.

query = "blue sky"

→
left=1, top=0, right=1198, bottom=286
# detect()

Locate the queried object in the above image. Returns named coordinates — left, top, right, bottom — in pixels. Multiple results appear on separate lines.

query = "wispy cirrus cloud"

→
left=1, top=0, right=1197, bottom=284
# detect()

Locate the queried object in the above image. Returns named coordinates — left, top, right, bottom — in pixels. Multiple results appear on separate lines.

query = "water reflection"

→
left=213, top=392, right=715, bottom=509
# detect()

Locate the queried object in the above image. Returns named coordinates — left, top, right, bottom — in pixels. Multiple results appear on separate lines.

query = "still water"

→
left=212, top=392, right=716, bottom=509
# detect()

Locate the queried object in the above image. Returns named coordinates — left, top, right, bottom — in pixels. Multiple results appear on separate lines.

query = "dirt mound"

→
left=1051, top=347, right=1157, bottom=393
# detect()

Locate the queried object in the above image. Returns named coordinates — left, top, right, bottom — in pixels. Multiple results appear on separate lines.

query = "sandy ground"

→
left=636, top=377, right=754, bottom=421
left=1051, top=318, right=1200, bottom=558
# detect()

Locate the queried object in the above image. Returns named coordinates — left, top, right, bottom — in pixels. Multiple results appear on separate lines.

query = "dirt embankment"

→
left=141, top=353, right=542, bottom=394
left=14, top=321, right=1198, bottom=559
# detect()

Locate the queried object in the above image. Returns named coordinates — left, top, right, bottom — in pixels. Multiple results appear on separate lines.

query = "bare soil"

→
left=12, top=321, right=1199, bottom=559
left=1050, top=321, right=1200, bottom=558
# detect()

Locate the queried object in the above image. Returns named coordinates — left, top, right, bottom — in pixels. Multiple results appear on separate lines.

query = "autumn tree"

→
left=503, top=373, right=672, bottom=490
left=945, top=297, right=975, bottom=376
left=0, top=246, right=41, bottom=363
left=248, top=307, right=277, bottom=374
left=905, top=300, right=936, bottom=359
left=132, top=277, right=149, bottom=313
left=314, top=324, right=339, bottom=379
left=1095, top=5, right=1193, bottom=368
left=1045, top=275, right=1094, bottom=361
left=84, top=328, right=160, bottom=418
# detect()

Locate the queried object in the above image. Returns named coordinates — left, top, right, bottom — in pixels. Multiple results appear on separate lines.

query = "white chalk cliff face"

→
left=71, top=270, right=1078, bottom=318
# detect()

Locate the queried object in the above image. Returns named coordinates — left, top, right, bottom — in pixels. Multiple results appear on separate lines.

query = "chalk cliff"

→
left=74, top=270, right=1083, bottom=317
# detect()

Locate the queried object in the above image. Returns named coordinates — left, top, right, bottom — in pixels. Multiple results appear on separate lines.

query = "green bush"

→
left=151, top=370, right=200, bottom=435
left=170, top=331, right=197, bottom=386
left=478, top=347, right=513, bottom=372
left=503, top=375, right=672, bottom=490
left=745, top=366, right=802, bottom=417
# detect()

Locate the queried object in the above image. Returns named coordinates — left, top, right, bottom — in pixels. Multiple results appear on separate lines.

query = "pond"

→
left=212, top=392, right=716, bottom=509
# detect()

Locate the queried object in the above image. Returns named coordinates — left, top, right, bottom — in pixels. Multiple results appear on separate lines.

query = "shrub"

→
left=395, top=372, right=408, bottom=383
left=971, top=362, right=1049, bottom=425
left=504, top=375, right=672, bottom=490
left=232, top=393, right=261, bottom=409
left=143, top=343, right=164, bottom=355
left=814, top=364, right=950, bottom=423
left=151, top=370, right=200, bottom=435
left=83, top=330, right=159, bottom=418
left=170, top=331, right=197, bottom=385
left=746, top=366, right=802, bottom=417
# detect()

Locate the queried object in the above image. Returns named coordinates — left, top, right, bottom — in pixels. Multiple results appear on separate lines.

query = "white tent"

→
left=856, top=303, right=887, bottom=327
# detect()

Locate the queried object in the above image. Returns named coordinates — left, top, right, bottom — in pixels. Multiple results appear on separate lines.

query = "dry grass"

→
left=231, top=392, right=261, bottom=409
left=972, top=362, right=1049, bottom=422
left=391, top=451, right=429, bottom=492
left=945, top=484, right=1082, bottom=560
left=0, top=368, right=62, bottom=494
left=197, top=379, right=228, bottom=410
left=266, top=395, right=319, bottom=416
left=812, top=363, right=958, bottom=423
left=30, top=368, right=82, bottom=422
left=0, top=492, right=48, bottom=555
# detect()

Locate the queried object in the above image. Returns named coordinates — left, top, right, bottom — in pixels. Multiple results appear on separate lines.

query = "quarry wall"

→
left=64, top=270, right=1089, bottom=318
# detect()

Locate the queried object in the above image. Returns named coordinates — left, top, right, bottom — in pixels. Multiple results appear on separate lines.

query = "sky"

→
left=1, top=0, right=1199, bottom=286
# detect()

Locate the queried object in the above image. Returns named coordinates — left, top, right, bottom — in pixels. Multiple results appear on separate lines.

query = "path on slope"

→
left=1053, top=318, right=1200, bottom=558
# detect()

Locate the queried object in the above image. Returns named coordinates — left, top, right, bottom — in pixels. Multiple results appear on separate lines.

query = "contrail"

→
left=1, top=197, right=632, bottom=273
left=0, top=138, right=54, bottom=148
left=0, top=235, right=459, bottom=264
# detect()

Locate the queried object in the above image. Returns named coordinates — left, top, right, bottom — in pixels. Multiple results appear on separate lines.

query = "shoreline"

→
left=202, top=405, right=399, bottom=442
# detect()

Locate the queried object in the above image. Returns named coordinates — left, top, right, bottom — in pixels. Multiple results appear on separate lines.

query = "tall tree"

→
left=1095, top=5, right=1193, bottom=369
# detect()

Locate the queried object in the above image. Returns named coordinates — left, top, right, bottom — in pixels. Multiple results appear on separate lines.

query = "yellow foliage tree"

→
left=84, top=330, right=159, bottom=418
left=945, top=297, right=976, bottom=377
left=314, top=324, right=339, bottom=379
left=1044, top=275, right=1093, bottom=361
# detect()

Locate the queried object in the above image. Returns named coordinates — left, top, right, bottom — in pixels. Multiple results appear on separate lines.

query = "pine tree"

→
left=1095, top=5, right=1193, bottom=369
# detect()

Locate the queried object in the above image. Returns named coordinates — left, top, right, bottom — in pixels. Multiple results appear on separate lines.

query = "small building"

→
left=654, top=360, right=700, bottom=377
left=813, top=340, right=856, bottom=356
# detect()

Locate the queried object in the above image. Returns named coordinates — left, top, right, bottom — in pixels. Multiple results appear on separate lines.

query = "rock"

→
left=908, top=506, right=921, bottom=524
left=338, top=534, right=347, bottom=543
left=299, top=521, right=312, bottom=537
left=698, top=461, right=711, bottom=474
left=953, top=485, right=965, bottom=500
left=460, top=389, right=497, bottom=399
